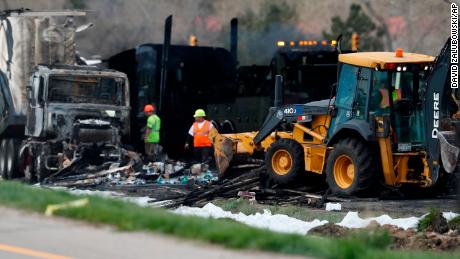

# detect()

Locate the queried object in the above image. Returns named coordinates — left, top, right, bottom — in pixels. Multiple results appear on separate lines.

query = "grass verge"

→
left=0, top=181, right=458, bottom=259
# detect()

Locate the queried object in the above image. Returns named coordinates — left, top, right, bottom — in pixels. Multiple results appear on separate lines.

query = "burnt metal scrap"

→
left=43, top=154, right=220, bottom=190
left=154, top=167, right=349, bottom=209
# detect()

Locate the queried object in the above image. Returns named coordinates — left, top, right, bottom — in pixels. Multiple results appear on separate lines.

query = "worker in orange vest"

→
left=184, top=109, right=213, bottom=163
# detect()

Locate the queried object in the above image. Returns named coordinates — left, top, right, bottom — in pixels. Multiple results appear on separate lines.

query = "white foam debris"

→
left=325, top=202, right=342, bottom=211
left=122, top=196, right=155, bottom=207
left=174, top=203, right=328, bottom=235
left=443, top=212, right=459, bottom=221
left=151, top=200, right=175, bottom=208
left=338, top=211, right=459, bottom=230
left=337, top=211, right=421, bottom=230
left=174, top=203, right=459, bottom=234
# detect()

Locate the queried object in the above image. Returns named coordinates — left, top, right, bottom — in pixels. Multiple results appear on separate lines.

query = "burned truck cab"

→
left=21, top=65, right=130, bottom=182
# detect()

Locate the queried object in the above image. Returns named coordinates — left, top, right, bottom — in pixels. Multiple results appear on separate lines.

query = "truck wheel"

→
left=265, top=138, right=304, bottom=185
left=0, top=139, right=8, bottom=179
left=326, top=138, right=376, bottom=196
left=5, top=139, right=19, bottom=179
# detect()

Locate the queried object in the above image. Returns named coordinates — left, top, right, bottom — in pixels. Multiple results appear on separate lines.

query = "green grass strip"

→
left=0, top=181, right=458, bottom=259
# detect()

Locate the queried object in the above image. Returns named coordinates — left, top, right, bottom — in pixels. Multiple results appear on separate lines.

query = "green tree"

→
left=226, top=1, right=300, bottom=65
left=67, top=0, right=86, bottom=9
left=239, top=1, right=297, bottom=32
left=323, top=4, right=385, bottom=51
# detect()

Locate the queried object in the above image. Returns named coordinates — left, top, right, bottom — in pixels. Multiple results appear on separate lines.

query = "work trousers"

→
left=194, top=146, right=212, bottom=164
left=145, top=143, right=161, bottom=162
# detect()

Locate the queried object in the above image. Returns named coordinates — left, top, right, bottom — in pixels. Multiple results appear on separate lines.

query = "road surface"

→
left=0, top=206, right=305, bottom=259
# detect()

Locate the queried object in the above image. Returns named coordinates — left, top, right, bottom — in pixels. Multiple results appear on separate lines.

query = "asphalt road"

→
left=0, top=206, right=305, bottom=259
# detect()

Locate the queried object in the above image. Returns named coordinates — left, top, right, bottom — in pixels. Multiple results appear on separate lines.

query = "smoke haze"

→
left=0, top=0, right=454, bottom=65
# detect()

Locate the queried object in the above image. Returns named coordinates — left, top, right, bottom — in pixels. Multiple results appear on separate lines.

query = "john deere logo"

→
left=432, top=92, right=440, bottom=139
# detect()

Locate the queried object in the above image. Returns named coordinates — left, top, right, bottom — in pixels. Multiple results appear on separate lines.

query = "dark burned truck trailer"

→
left=0, top=10, right=130, bottom=182
left=109, top=44, right=236, bottom=158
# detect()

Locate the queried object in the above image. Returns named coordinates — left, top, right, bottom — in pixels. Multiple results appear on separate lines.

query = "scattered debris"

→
left=163, top=168, right=262, bottom=208
left=310, top=223, right=460, bottom=251
left=408, top=230, right=460, bottom=250
left=325, top=202, right=342, bottom=211
left=45, top=163, right=137, bottom=188
left=237, top=191, right=256, bottom=203
left=45, top=157, right=219, bottom=190
left=309, top=223, right=348, bottom=237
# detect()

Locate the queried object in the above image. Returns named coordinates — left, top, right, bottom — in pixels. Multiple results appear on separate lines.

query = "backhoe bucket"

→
left=208, top=128, right=235, bottom=177
left=438, top=131, right=460, bottom=173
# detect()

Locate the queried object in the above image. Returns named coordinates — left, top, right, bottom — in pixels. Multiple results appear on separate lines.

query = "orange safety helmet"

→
left=144, top=104, right=155, bottom=113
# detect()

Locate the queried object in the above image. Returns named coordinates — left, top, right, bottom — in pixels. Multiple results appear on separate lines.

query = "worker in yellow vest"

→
left=184, top=109, right=213, bottom=163
left=144, top=104, right=161, bottom=162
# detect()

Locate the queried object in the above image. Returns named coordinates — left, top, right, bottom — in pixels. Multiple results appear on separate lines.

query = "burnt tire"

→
left=5, top=139, right=19, bottom=179
left=0, top=139, right=7, bottom=179
left=35, top=155, right=48, bottom=183
left=265, top=138, right=304, bottom=185
left=24, top=162, right=36, bottom=183
left=326, top=138, right=376, bottom=196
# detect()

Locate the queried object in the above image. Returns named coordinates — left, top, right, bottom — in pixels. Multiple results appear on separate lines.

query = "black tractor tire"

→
left=0, top=139, right=8, bottom=179
left=5, top=139, right=20, bottom=179
left=326, top=138, right=377, bottom=196
left=265, top=138, right=304, bottom=185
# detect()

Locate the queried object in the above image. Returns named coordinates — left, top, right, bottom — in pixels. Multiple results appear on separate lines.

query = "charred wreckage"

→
left=0, top=10, right=136, bottom=183
left=19, top=65, right=132, bottom=183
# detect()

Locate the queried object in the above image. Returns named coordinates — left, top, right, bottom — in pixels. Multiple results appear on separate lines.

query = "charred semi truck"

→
left=0, top=10, right=130, bottom=182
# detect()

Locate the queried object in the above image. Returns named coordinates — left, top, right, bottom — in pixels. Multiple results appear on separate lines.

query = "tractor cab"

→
left=329, top=50, right=435, bottom=152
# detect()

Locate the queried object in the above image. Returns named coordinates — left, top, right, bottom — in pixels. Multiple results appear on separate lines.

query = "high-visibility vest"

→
left=146, top=114, right=161, bottom=143
left=379, top=88, right=390, bottom=108
left=380, top=88, right=403, bottom=108
left=392, top=89, right=402, bottom=100
left=193, top=120, right=212, bottom=147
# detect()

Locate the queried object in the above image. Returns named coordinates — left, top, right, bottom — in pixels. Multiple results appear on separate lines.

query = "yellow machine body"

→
left=212, top=114, right=434, bottom=188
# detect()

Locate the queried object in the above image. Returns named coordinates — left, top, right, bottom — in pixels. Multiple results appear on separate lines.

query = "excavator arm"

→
left=424, top=38, right=460, bottom=178
left=210, top=103, right=329, bottom=176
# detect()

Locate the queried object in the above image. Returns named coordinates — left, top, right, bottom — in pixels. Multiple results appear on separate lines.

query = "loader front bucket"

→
left=208, top=128, right=235, bottom=177
left=438, top=130, right=460, bottom=173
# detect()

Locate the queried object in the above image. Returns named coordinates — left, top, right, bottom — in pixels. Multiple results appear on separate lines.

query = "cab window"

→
left=355, top=68, right=371, bottom=119
left=370, top=71, right=390, bottom=115
left=336, top=64, right=358, bottom=108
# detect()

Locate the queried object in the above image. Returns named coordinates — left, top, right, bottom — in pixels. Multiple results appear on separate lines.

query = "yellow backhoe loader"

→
left=210, top=39, right=459, bottom=196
